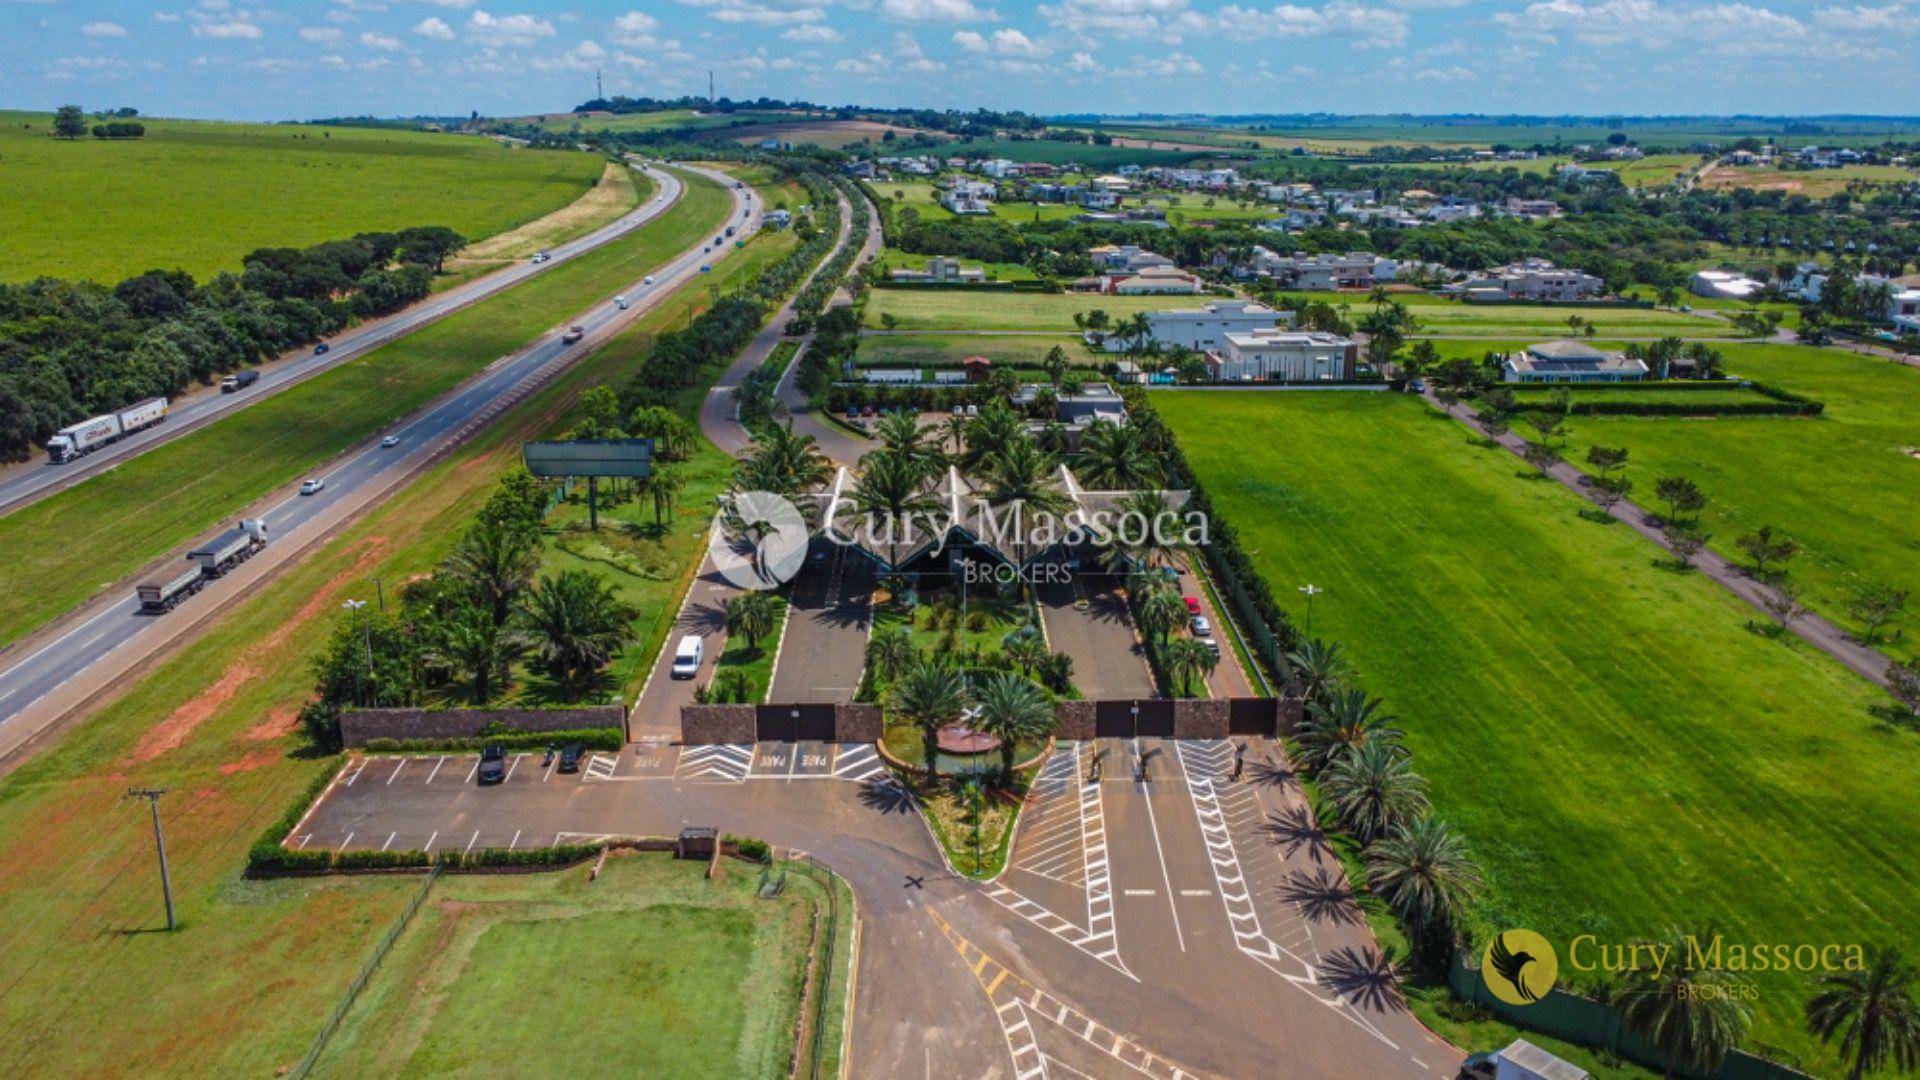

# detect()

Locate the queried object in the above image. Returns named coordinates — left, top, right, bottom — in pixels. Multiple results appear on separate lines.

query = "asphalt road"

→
left=0, top=164, right=687, bottom=517
left=0, top=166, right=757, bottom=767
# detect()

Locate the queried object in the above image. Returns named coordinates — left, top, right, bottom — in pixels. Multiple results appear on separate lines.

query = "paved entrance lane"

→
left=766, top=543, right=872, bottom=704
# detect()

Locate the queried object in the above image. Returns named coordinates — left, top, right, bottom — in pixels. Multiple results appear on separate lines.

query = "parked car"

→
left=1457, top=1051, right=1499, bottom=1080
left=1183, top=596, right=1202, bottom=615
left=313, top=342, right=330, bottom=355
left=1191, top=615, right=1212, bottom=636
left=298, top=478, right=325, bottom=495
left=558, top=743, right=584, bottom=773
left=477, top=745, right=508, bottom=784
left=380, top=435, right=400, bottom=448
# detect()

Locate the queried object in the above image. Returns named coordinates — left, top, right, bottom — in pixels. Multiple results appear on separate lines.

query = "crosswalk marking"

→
left=831, top=743, right=888, bottom=783
left=675, top=743, right=753, bottom=782
left=584, top=754, right=620, bottom=781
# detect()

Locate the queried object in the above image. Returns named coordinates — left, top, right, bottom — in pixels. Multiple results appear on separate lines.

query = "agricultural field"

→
left=710, top=118, right=926, bottom=149
left=522, top=108, right=792, bottom=134
left=439, top=160, right=647, bottom=287
left=312, top=854, right=844, bottom=1077
left=865, top=289, right=1209, bottom=332
left=1588, top=153, right=1700, bottom=187
left=1157, top=389, right=1909, bottom=1071
left=1550, top=343, right=1920, bottom=647
left=1401, top=295, right=1746, bottom=338
left=1382, top=157, right=1568, bottom=176
left=1697, top=162, right=1920, bottom=197
left=0, top=111, right=607, bottom=284
left=0, top=186, right=777, bottom=1077
left=939, top=138, right=1212, bottom=169
left=0, top=169, right=737, bottom=653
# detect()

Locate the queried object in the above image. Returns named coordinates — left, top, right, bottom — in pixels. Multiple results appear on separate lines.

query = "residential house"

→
left=1107, top=266, right=1203, bottom=295
left=941, top=178, right=996, bottom=216
left=1503, top=197, right=1564, bottom=219
left=766, top=209, right=793, bottom=229
left=1088, top=299, right=1295, bottom=352
left=1207, top=329, right=1357, bottom=382
left=1088, top=245, right=1176, bottom=273
left=889, top=257, right=987, bottom=285
left=1252, top=250, right=1392, bottom=291
left=1456, top=259, right=1604, bottom=302
left=1690, top=269, right=1766, bottom=300
left=1500, top=340, right=1648, bottom=383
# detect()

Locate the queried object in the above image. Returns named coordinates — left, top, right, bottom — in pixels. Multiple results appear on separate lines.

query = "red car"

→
left=1183, top=596, right=1202, bottom=615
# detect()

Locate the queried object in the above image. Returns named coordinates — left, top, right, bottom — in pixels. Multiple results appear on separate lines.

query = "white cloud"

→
left=152, top=12, right=184, bottom=23
left=81, top=21, right=129, bottom=38
left=300, top=25, right=345, bottom=42
left=1813, top=3, right=1908, bottom=30
left=1194, top=3, right=1408, bottom=47
left=1067, top=48, right=1102, bottom=70
left=1040, top=0, right=1186, bottom=38
left=676, top=0, right=828, bottom=24
left=782, top=22, right=842, bottom=40
left=1495, top=0, right=1803, bottom=49
left=417, top=0, right=478, bottom=6
left=191, top=19, right=264, bottom=39
left=413, top=16, right=453, bottom=38
left=575, top=38, right=607, bottom=58
left=1138, top=49, right=1202, bottom=74
left=951, top=28, right=988, bottom=50
left=361, top=30, right=403, bottom=49
left=987, top=27, right=1048, bottom=54
left=466, top=9, right=556, bottom=45
left=880, top=0, right=995, bottom=21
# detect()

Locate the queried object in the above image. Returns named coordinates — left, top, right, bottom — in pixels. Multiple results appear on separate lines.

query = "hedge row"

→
left=358, top=727, right=623, bottom=754
left=1511, top=378, right=1824, bottom=417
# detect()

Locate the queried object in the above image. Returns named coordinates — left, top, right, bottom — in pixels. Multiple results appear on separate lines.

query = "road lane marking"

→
left=1136, top=738, right=1187, bottom=952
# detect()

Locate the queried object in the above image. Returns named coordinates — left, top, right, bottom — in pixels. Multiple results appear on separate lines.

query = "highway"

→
left=0, top=165, right=758, bottom=766
left=0, top=164, right=687, bottom=516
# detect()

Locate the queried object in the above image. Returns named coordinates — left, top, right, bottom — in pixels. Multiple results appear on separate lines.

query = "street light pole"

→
left=342, top=599, right=370, bottom=707
left=126, top=788, right=175, bottom=931
left=1298, top=583, right=1323, bottom=639
left=370, top=575, right=387, bottom=612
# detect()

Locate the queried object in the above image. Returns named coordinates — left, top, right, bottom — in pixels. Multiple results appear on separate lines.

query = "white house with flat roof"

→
left=1501, top=340, right=1649, bottom=383
left=1207, top=329, right=1356, bottom=381
left=1088, top=299, right=1294, bottom=353
left=1691, top=269, right=1765, bottom=300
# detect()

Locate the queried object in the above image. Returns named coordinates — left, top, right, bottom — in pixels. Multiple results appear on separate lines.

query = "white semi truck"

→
left=45, top=397, right=169, bottom=463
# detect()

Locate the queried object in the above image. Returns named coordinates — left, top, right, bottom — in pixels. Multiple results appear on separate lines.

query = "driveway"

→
left=1037, top=574, right=1158, bottom=699
left=766, top=541, right=873, bottom=704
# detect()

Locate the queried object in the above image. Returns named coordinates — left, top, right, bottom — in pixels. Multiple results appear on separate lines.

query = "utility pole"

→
left=342, top=599, right=371, bottom=706
left=595, top=67, right=603, bottom=102
left=126, top=789, right=176, bottom=931
left=370, top=575, right=387, bottom=612
left=708, top=70, right=715, bottom=106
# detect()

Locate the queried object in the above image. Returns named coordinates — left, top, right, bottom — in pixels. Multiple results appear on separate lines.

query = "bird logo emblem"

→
left=1483, top=929, right=1558, bottom=1006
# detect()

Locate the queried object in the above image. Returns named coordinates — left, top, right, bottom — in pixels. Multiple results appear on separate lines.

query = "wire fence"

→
left=291, top=863, right=443, bottom=1080
left=783, top=854, right=847, bottom=1080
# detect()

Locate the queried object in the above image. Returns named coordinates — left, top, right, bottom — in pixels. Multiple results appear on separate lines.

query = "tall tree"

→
left=888, top=660, right=969, bottom=782
left=516, top=570, right=637, bottom=696
left=1164, top=636, right=1219, bottom=697
left=848, top=449, right=942, bottom=569
left=1366, top=816, right=1484, bottom=972
left=972, top=671, right=1054, bottom=779
left=52, top=104, right=87, bottom=140
left=1075, top=418, right=1161, bottom=491
left=725, top=591, right=779, bottom=652
left=1297, top=689, right=1404, bottom=775
left=1609, top=932, right=1753, bottom=1079
left=442, top=518, right=541, bottom=627
left=1321, top=740, right=1429, bottom=845
left=1805, top=944, right=1920, bottom=1080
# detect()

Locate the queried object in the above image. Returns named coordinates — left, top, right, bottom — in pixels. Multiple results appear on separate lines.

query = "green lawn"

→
left=713, top=593, right=790, bottom=703
left=1504, top=383, right=1783, bottom=409
left=1550, top=343, right=1920, bottom=649
left=0, top=173, right=785, bottom=1077
left=0, top=169, right=735, bottom=652
left=866, top=289, right=1211, bottom=332
left=1157, top=390, right=1911, bottom=1072
left=1401, top=296, right=1743, bottom=339
left=312, top=855, right=834, bottom=1078
left=0, top=111, right=606, bottom=284
left=855, top=333, right=1101, bottom=371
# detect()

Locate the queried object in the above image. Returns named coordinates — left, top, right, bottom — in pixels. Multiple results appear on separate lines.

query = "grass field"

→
left=1589, top=154, right=1700, bottom=187
left=1157, top=390, right=1910, bottom=1071
left=1504, top=383, right=1783, bottom=408
left=1550, top=343, right=1920, bottom=649
left=1697, top=163, right=1920, bottom=197
left=0, top=176, right=782, bottom=1077
left=0, top=112, right=606, bottom=284
left=876, top=247, right=1040, bottom=282
left=856, top=332, right=1101, bottom=371
left=866, top=290, right=1209, bottom=332
left=438, top=160, right=647, bottom=288
left=312, top=854, right=840, bottom=1078
left=1401, top=296, right=1744, bottom=339
left=0, top=169, right=735, bottom=653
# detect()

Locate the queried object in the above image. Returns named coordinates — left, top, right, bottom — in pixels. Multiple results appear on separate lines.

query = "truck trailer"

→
left=221, top=370, right=259, bottom=392
left=187, top=519, right=269, bottom=576
left=136, top=565, right=205, bottom=613
left=45, top=397, right=169, bottom=463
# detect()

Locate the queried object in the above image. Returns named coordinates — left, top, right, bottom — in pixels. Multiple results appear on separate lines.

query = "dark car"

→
left=477, top=744, right=508, bottom=785
left=313, top=342, right=331, bottom=355
left=1457, top=1051, right=1498, bottom=1080
left=558, top=743, right=584, bottom=773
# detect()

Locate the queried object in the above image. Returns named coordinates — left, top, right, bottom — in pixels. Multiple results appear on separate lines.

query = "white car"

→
left=380, top=435, right=400, bottom=448
left=531, top=251, right=551, bottom=264
left=298, top=478, right=325, bottom=495
left=643, top=275, right=655, bottom=286
left=1191, top=615, right=1212, bottom=636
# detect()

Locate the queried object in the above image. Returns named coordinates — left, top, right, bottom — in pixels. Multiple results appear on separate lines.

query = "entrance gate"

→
left=1093, top=700, right=1176, bottom=738
left=755, top=704, right=836, bottom=742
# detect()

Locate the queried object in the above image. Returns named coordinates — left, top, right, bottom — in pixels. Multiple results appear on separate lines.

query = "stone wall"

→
left=836, top=704, right=884, bottom=743
left=1172, top=698, right=1229, bottom=739
left=340, top=705, right=624, bottom=747
left=1055, top=699, right=1096, bottom=740
left=681, top=704, right=756, bottom=744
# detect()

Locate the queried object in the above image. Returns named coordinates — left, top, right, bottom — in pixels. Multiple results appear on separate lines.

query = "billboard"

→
left=521, top=439, right=654, bottom=479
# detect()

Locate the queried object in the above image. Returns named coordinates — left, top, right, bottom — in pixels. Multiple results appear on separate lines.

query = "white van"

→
left=670, top=634, right=704, bottom=679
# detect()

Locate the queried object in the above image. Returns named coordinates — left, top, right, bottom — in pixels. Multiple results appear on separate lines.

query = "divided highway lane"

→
left=0, top=164, right=687, bottom=516
left=0, top=167, right=757, bottom=765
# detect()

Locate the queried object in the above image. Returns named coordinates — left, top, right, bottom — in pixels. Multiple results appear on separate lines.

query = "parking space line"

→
left=337, top=832, right=354, bottom=853
left=465, top=757, right=480, bottom=784
left=344, top=758, right=370, bottom=786
left=464, top=830, right=480, bottom=855
left=425, top=831, right=438, bottom=851
left=380, top=831, right=396, bottom=851
left=542, top=756, right=558, bottom=783
left=387, top=759, right=405, bottom=785
left=425, top=756, right=445, bottom=784
left=504, top=754, right=525, bottom=782
left=509, top=829, right=521, bottom=850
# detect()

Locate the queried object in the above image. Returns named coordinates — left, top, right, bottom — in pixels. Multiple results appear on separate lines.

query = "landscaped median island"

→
left=1148, top=387, right=1915, bottom=1073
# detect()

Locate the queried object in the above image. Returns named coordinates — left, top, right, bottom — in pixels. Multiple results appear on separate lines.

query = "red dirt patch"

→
left=131, top=536, right=390, bottom=764
left=219, top=750, right=280, bottom=776
left=243, top=705, right=300, bottom=742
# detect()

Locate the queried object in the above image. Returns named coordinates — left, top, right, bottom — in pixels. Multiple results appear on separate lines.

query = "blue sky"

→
left=2, top=0, right=1915, bottom=121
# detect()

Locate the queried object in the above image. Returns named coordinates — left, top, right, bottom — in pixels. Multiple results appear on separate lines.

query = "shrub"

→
left=726, top=835, right=771, bottom=863
left=357, top=727, right=623, bottom=754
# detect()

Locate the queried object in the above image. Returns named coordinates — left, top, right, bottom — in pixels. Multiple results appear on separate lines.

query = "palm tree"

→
left=1002, top=626, right=1048, bottom=676
left=443, top=517, right=541, bottom=628
left=978, top=434, right=1073, bottom=565
left=516, top=570, right=637, bottom=696
left=1286, top=638, right=1348, bottom=705
left=736, top=421, right=831, bottom=500
left=849, top=450, right=942, bottom=569
left=640, top=464, right=686, bottom=528
left=960, top=401, right=1027, bottom=474
left=1075, top=418, right=1162, bottom=491
left=1135, top=586, right=1189, bottom=647
left=1099, top=490, right=1180, bottom=574
left=1043, top=345, right=1070, bottom=389
left=866, top=625, right=917, bottom=683
left=433, top=602, right=518, bottom=705
left=1610, top=931, right=1753, bottom=1079
left=944, top=412, right=967, bottom=457
left=1164, top=636, right=1219, bottom=697
left=972, top=671, right=1055, bottom=779
left=1296, top=689, right=1403, bottom=774
left=888, top=660, right=969, bottom=781
left=725, top=591, right=780, bottom=652
left=1806, top=945, right=1920, bottom=1080
left=872, top=411, right=942, bottom=477
left=1321, top=740, right=1428, bottom=844
left=1366, top=816, right=1483, bottom=972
